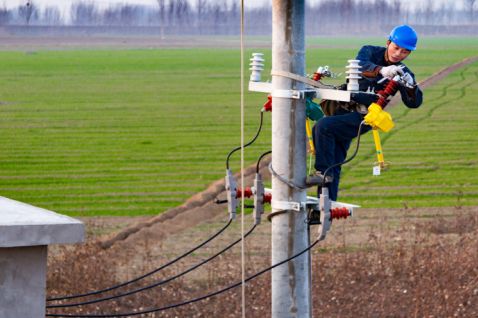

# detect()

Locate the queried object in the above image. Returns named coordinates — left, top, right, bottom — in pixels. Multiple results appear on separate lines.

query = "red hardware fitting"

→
left=312, top=72, right=323, bottom=81
left=376, top=80, right=400, bottom=108
left=236, top=187, right=253, bottom=199
left=263, top=193, right=272, bottom=204
left=330, top=207, right=351, bottom=220
left=263, top=95, right=272, bottom=112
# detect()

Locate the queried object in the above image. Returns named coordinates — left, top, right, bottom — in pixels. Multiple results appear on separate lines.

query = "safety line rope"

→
left=47, top=218, right=233, bottom=302
left=47, top=224, right=257, bottom=309
left=46, top=239, right=320, bottom=317
left=321, top=120, right=366, bottom=187
left=271, top=69, right=331, bottom=88
left=239, top=1, right=247, bottom=317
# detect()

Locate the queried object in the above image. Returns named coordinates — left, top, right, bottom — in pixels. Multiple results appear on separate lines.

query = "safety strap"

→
left=271, top=70, right=329, bottom=89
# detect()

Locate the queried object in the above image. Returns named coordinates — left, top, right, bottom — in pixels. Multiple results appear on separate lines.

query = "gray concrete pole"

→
left=271, top=1, right=310, bottom=317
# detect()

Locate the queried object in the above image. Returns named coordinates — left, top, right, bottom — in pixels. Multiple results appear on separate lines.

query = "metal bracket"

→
left=249, top=80, right=352, bottom=103
left=314, top=88, right=351, bottom=102
left=248, top=81, right=272, bottom=93
left=271, top=89, right=304, bottom=99
left=271, top=200, right=305, bottom=212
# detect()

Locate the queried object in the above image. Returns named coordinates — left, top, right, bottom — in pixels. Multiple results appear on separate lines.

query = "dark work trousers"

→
left=312, top=108, right=371, bottom=201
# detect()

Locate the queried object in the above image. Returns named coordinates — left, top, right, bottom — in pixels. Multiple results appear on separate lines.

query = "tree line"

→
left=0, top=0, right=476, bottom=35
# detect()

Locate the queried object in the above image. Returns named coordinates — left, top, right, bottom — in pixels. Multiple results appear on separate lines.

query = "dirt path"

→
left=98, top=55, right=478, bottom=250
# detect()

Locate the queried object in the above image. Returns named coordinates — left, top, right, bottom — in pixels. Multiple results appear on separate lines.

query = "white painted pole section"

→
left=271, top=1, right=311, bottom=317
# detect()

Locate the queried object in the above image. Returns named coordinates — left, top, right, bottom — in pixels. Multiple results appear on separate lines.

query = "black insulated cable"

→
left=321, top=120, right=366, bottom=188
left=226, top=110, right=264, bottom=170
left=47, top=223, right=257, bottom=309
left=256, top=150, right=272, bottom=173
left=46, top=238, right=320, bottom=317
left=47, top=218, right=233, bottom=302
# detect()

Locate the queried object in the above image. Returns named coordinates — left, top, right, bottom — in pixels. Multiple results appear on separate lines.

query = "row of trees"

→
left=0, top=0, right=476, bottom=33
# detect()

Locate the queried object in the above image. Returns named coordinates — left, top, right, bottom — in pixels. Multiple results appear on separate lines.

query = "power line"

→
left=256, top=150, right=272, bottom=173
left=48, top=218, right=233, bottom=302
left=46, top=238, right=320, bottom=317
left=226, top=110, right=264, bottom=170
left=47, top=223, right=257, bottom=309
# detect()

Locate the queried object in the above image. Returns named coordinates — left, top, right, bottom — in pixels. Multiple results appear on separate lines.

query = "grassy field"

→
left=0, top=37, right=477, bottom=216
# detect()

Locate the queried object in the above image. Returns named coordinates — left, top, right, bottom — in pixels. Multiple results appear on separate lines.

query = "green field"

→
left=0, top=37, right=477, bottom=216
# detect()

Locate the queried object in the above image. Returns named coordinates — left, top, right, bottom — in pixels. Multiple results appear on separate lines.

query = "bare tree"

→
left=71, top=1, right=98, bottom=26
left=157, top=0, right=165, bottom=24
left=0, top=4, right=11, bottom=25
left=168, top=0, right=175, bottom=26
left=464, top=0, right=476, bottom=23
left=196, top=0, right=207, bottom=33
left=120, top=5, right=139, bottom=26
left=43, top=6, right=61, bottom=25
left=176, top=0, right=190, bottom=26
left=19, top=1, right=36, bottom=25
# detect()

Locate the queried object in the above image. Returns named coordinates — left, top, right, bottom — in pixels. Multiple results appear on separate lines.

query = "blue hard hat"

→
left=389, top=25, right=418, bottom=51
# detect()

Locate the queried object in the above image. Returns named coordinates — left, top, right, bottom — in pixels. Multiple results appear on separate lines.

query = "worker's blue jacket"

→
left=357, top=45, right=423, bottom=108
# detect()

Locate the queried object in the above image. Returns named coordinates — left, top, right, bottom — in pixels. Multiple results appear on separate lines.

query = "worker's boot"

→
left=305, top=171, right=333, bottom=187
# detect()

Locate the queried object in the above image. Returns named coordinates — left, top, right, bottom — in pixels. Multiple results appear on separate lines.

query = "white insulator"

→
left=249, top=53, right=265, bottom=82
left=346, top=59, right=362, bottom=91
left=317, top=65, right=329, bottom=74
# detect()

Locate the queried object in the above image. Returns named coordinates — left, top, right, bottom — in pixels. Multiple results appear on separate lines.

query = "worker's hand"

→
left=306, top=97, right=324, bottom=121
left=364, top=103, right=395, bottom=132
left=401, top=73, right=415, bottom=88
left=379, top=65, right=405, bottom=79
left=350, top=92, right=379, bottom=106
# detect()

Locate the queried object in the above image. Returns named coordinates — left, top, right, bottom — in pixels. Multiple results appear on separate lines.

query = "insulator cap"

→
left=236, top=187, right=253, bottom=199
left=263, top=193, right=272, bottom=204
left=249, top=53, right=265, bottom=82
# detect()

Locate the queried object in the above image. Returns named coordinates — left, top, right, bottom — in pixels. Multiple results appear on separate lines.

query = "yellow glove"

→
left=364, top=103, right=394, bottom=132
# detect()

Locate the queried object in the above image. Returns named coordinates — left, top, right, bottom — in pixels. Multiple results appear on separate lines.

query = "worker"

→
left=307, top=24, right=423, bottom=201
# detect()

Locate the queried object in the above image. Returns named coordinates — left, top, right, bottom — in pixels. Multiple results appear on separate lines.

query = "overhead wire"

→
left=47, top=218, right=233, bottom=302
left=47, top=223, right=257, bottom=309
left=46, top=238, right=320, bottom=317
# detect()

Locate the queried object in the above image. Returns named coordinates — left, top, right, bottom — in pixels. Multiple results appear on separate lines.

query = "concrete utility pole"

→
left=271, top=0, right=310, bottom=317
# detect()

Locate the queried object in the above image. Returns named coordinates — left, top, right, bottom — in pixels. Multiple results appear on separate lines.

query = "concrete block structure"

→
left=0, top=196, right=84, bottom=318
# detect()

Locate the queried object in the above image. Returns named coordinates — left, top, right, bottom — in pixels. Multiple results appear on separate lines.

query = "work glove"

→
left=379, top=65, right=404, bottom=79
left=306, top=97, right=324, bottom=121
left=364, top=103, right=394, bottom=132
left=350, top=92, right=379, bottom=106
left=401, top=72, right=415, bottom=88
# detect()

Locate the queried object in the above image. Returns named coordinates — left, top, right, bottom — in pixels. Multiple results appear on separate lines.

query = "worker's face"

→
left=386, top=40, right=411, bottom=63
